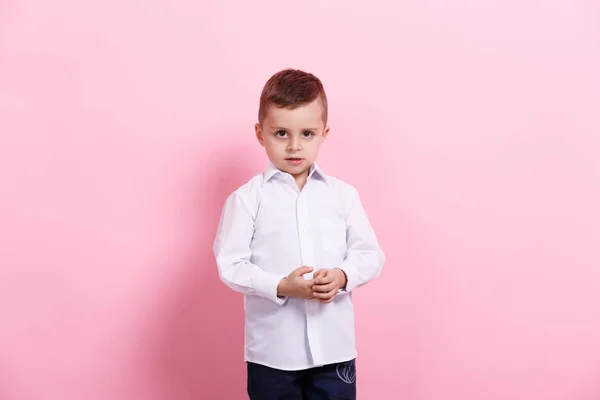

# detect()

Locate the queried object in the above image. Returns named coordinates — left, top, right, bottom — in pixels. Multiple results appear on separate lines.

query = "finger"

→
left=313, top=269, right=325, bottom=279
left=317, top=293, right=336, bottom=303
left=312, top=289, right=337, bottom=300
left=315, top=274, right=334, bottom=285
left=312, top=283, right=334, bottom=293
left=304, top=287, right=317, bottom=299
left=294, top=266, right=314, bottom=276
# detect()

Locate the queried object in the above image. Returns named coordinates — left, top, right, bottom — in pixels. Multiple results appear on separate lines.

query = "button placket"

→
left=296, top=191, right=313, bottom=279
left=297, top=183, right=323, bottom=365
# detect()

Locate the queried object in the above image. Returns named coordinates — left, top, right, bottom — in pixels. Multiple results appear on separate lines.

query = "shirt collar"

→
left=264, top=161, right=329, bottom=184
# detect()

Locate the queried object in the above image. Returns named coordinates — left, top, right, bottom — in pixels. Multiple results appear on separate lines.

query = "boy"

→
left=213, top=69, right=385, bottom=400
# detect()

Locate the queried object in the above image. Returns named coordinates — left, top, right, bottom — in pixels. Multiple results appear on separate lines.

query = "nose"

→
left=287, top=136, right=301, bottom=152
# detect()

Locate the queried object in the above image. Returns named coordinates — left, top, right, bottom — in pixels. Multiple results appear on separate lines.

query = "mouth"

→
left=285, top=157, right=304, bottom=165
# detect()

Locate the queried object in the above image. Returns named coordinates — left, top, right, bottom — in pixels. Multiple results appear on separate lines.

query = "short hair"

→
left=258, top=68, right=328, bottom=125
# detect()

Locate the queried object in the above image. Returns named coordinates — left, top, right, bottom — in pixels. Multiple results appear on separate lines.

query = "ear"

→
left=255, top=123, right=265, bottom=146
left=321, top=125, right=330, bottom=142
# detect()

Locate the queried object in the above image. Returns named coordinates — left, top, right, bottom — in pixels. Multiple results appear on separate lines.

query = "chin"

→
left=280, top=163, right=309, bottom=175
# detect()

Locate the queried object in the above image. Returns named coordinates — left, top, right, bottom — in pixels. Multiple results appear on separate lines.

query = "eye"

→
left=302, top=131, right=315, bottom=138
left=275, top=130, right=288, bottom=138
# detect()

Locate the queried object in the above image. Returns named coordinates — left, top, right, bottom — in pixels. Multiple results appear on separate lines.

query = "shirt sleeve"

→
left=336, top=188, right=386, bottom=293
left=213, top=191, right=288, bottom=305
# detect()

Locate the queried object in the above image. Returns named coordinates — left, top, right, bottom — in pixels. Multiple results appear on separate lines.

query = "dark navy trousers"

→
left=247, top=359, right=357, bottom=400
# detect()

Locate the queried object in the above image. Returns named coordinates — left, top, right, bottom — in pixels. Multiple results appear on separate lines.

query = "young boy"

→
left=213, top=69, right=385, bottom=400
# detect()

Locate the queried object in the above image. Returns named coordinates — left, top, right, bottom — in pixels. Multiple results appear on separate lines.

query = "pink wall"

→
left=1, top=1, right=599, bottom=399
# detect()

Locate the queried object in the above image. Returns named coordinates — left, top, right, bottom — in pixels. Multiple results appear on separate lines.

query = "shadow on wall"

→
left=150, top=144, right=261, bottom=400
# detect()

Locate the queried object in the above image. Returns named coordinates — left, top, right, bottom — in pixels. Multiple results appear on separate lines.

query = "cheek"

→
left=264, top=139, right=285, bottom=152
left=306, top=141, right=322, bottom=155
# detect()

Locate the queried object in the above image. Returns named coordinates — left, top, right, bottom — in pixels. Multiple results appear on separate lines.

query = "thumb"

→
left=294, top=266, right=314, bottom=276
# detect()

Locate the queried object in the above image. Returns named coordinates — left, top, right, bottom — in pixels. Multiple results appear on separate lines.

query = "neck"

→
left=293, top=170, right=309, bottom=190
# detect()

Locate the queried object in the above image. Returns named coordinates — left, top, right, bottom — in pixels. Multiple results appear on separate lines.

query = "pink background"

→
left=1, top=0, right=599, bottom=399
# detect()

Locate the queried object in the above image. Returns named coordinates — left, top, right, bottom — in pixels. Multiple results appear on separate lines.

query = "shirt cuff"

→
left=336, top=265, right=359, bottom=293
left=253, top=272, right=288, bottom=305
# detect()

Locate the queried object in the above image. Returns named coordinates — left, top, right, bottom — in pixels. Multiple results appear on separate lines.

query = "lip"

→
left=285, top=158, right=304, bottom=165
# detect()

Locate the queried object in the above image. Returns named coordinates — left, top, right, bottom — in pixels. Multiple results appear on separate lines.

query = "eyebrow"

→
left=271, top=126, right=319, bottom=131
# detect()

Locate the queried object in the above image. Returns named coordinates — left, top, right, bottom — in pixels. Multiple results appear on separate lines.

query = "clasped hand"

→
left=277, top=266, right=347, bottom=303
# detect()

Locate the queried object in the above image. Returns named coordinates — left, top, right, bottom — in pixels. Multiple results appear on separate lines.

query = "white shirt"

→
left=213, top=162, right=385, bottom=371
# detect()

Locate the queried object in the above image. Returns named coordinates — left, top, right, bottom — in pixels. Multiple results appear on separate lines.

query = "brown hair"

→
left=258, top=68, right=328, bottom=125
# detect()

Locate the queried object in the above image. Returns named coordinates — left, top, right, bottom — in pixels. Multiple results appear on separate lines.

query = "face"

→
left=255, top=99, right=329, bottom=181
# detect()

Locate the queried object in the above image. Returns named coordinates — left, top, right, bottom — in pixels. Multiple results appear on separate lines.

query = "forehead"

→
left=263, top=99, right=325, bottom=129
